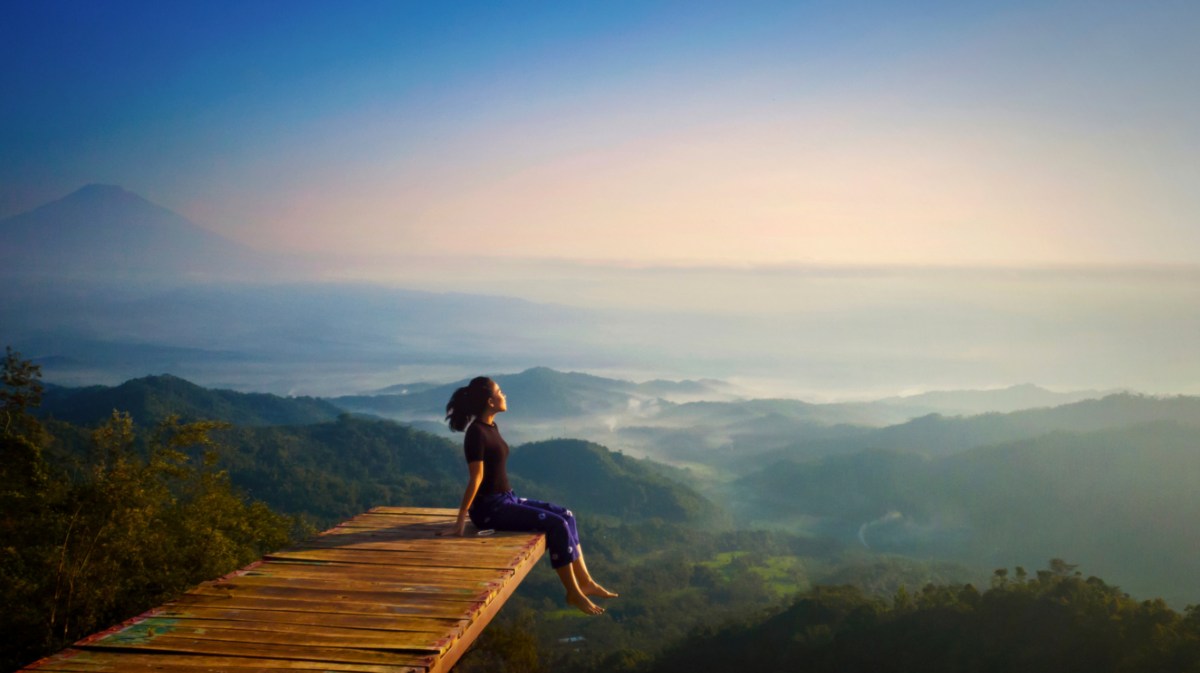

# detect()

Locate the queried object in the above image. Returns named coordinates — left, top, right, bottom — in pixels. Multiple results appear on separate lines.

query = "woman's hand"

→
left=437, top=516, right=468, bottom=537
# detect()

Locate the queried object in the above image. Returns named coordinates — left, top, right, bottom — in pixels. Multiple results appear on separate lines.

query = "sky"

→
left=4, top=0, right=1199, bottom=268
left=3, top=1, right=1200, bottom=397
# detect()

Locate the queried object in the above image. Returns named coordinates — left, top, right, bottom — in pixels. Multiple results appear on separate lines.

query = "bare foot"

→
left=566, top=591, right=604, bottom=615
left=580, top=581, right=619, bottom=599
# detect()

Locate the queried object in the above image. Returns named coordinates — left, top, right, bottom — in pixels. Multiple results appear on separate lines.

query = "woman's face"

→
left=488, top=383, right=508, bottom=413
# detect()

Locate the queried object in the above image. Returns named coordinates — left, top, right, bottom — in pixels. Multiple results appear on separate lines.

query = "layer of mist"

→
left=3, top=186, right=1199, bottom=400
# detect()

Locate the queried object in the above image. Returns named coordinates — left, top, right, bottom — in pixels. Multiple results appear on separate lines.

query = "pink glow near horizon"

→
left=208, top=100, right=1192, bottom=269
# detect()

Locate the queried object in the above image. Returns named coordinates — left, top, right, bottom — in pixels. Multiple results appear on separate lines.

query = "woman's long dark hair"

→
left=445, top=376, right=496, bottom=432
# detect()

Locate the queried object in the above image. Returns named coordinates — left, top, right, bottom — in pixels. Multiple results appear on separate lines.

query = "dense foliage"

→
left=645, top=560, right=1200, bottom=673
left=0, top=350, right=304, bottom=671
left=213, top=416, right=465, bottom=523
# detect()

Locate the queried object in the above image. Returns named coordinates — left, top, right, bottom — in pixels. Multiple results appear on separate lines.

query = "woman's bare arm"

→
left=450, top=460, right=484, bottom=536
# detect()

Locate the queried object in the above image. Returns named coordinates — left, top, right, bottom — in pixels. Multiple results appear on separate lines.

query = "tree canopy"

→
left=0, top=349, right=304, bottom=671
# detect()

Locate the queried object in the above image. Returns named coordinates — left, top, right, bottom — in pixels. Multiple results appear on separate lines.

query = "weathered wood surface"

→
left=23, top=507, right=545, bottom=673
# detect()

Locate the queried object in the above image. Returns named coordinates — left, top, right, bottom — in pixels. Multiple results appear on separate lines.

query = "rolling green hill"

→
left=39, top=374, right=344, bottom=426
left=216, top=423, right=722, bottom=527
left=510, top=438, right=723, bottom=525
left=213, top=415, right=464, bottom=522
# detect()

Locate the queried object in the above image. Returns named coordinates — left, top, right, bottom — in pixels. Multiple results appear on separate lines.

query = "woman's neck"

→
left=476, top=412, right=496, bottom=426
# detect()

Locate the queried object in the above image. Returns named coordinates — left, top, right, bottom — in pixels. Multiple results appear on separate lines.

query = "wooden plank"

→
left=290, top=543, right=531, bottom=559
left=310, top=528, right=538, bottom=546
left=196, top=583, right=499, bottom=606
left=237, top=562, right=508, bottom=583
left=290, top=541, right=533, bottom=557
left=299, top=536, right=536, bottom=552
left=264, top=548, right=525, bottom=569
left=28, top=648, right=416, bottom=672
left=79, top=635, right=435, bottom=667
left=118, top=615, right=452, bottom=642
left=88, top=617, right=452, bottom=652
left=139, top=619, right=451, bottom=643
left=172, top=590, right=484, bottom=619
left=207, top=568, right=506, bottom=590
left=189, top=582, right=491, bottom=605
left=309, top=530, right=537, bottom=549
left=326, top=515, right=451, bottom=527
left=368, top=507, right=459, bottom=516
left=154, top=606, right=464, bottom=635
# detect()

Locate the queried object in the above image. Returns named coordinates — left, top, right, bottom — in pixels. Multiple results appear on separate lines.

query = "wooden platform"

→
left=23, top=507, right=545, bottom=673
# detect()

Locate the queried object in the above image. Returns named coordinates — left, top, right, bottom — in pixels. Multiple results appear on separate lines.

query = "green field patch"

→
left=699, top=552, right=810, bottom=598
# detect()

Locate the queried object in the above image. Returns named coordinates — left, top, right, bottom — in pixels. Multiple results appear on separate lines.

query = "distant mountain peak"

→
left=10, top=183, right=180, bottom=227
left=0, top=183, right=278, bottom=282
left=73, top=183, right=132, bottom=197
left=128, top=373, right=198, bottom=387
left=56, top=183, right=166, bottom=214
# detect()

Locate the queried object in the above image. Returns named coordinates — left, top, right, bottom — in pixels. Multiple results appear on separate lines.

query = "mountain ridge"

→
left=39, top=373, right=344, bottom=427
left=751, top=391, right=1200, bottom=465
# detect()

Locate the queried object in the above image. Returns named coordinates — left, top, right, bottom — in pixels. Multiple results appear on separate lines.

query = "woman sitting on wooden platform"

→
left=442, top=376, right=618, bottom=615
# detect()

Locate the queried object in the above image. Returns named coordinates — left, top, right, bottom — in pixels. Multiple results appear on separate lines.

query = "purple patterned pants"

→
left=469, top=491, right=581, bottom=569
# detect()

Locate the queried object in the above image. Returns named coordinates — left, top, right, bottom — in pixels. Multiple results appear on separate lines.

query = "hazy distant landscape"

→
left=4, top=186, right=1198, bottom=401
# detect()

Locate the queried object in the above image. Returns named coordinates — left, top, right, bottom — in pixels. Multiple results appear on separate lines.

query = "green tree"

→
left=456, top=607, right=544, bottom=673
left=1, top=346, right=51, bottom=520
left=645, top=560, right=1200, bottom=673
left=1, top=348, right=60, bottom=670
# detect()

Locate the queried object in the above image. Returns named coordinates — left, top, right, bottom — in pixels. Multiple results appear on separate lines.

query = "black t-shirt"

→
left=464, top=420, right=511, bottom=498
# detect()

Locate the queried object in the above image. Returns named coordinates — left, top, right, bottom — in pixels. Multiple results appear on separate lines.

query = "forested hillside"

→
left=644, top=560, right=1200, bottom=673
left=737, top=421, right=1200, bottom=606
left=11, top=361, right=1200, bottom=673
left=510, top=439, right=724, bottom=525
